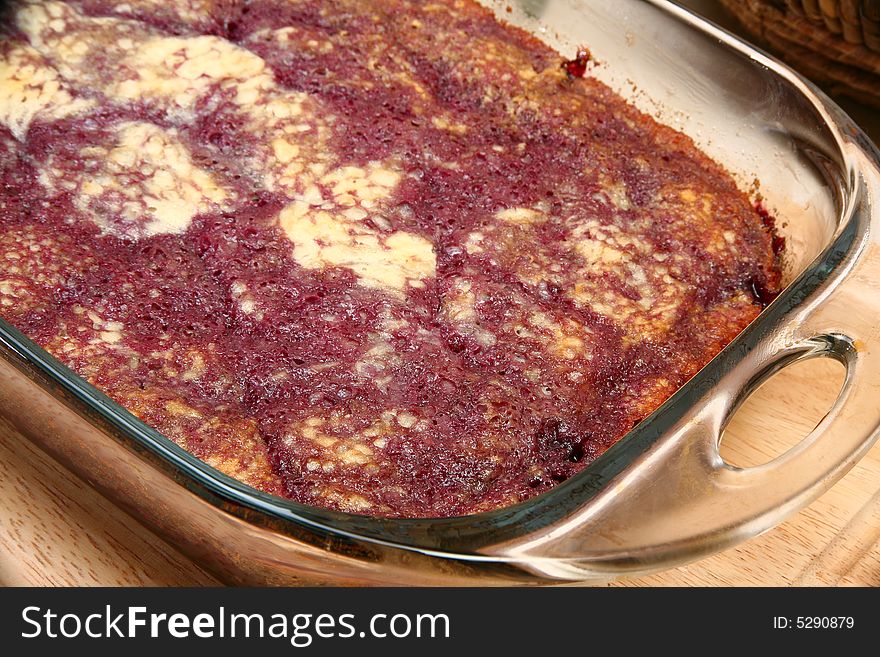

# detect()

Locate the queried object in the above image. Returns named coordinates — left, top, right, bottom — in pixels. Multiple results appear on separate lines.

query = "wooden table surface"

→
left=2, top=357, right=880, bottom=586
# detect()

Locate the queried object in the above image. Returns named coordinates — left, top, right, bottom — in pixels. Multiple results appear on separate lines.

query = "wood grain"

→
left=1, top=358, right=879, bottom=586
left=0, top=417, right=217, bottom=586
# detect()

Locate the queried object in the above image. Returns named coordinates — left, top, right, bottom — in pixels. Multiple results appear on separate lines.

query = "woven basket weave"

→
left=720, top=0, right=880, bottom=107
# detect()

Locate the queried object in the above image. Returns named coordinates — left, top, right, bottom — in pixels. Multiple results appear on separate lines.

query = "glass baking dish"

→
left=1, top=0, right=879, bottom=585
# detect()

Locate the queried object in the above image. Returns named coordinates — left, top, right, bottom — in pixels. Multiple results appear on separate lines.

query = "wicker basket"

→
left=720, top=0, right=880, bottom=107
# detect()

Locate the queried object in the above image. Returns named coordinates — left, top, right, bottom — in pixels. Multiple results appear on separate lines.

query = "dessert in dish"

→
left=0, top=0, right=782, bottom=517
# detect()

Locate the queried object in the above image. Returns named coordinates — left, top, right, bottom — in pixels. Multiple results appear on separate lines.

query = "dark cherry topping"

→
left=562, top=47, right=591, bottom=79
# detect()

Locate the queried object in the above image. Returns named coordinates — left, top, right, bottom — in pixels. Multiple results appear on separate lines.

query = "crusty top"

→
left=0, top=0, right=781, bottom=517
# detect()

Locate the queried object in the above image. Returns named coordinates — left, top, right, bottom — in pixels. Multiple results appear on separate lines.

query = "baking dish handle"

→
left=489, top=145, right=880, bottom=580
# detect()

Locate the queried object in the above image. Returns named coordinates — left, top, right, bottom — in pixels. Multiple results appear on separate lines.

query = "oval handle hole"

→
left=719, top=356, right=846, bottom=468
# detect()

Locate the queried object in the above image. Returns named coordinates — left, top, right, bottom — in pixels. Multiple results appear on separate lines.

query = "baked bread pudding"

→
left=0, top=0, right=782, bottom=517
